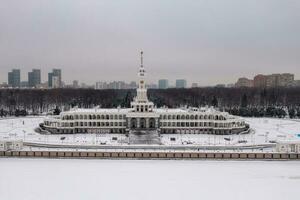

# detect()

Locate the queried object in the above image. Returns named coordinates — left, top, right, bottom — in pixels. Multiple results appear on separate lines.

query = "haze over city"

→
left=1, top=0, right=300, bottom=86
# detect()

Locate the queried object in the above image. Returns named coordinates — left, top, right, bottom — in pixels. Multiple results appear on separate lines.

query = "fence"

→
left=0, top=151, right=299, bottom=160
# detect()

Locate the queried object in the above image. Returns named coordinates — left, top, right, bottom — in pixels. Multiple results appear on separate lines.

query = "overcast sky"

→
left=0, top=0, right=300, bottom=86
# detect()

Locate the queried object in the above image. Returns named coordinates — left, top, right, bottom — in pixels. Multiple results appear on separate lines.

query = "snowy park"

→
left=0, top=116, right=300, bottom=152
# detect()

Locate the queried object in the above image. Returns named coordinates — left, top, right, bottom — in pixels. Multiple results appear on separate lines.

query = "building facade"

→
left=253, top=73, right=294, bottom=88
left=48, top=69, right=62, bottom=88
left=158, top=79, right=169, bottom=89
left=42, top=52, right=248, bottom=135
left=28, top=69, right=41, bottom=88
left=176, top=79, right=187, bottom=88
left=8, top=69, right=21, bottom=88
left=235, top=78, right=254, bottom=88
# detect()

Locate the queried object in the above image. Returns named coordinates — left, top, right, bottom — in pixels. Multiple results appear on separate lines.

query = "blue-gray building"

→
left=175, top=79, right=187, bottom=88
left=158, top=79, right=169, bottom=89
left=28, top=69, right=41, bottom=88
left=48, top=69, right=62, bottom=88
left=8, top=69, right=21, bottom=88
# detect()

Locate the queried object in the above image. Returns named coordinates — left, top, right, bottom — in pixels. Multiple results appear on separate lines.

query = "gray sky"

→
left=0, top=0, right=300, bottom=86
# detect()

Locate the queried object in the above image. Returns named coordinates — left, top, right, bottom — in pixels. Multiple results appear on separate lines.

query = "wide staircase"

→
left=129, top=129, right=161, bottom=145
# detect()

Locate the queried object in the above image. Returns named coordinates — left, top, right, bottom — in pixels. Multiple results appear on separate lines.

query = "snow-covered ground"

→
left=0, top=116, right=300, bottom=151
left=0, top=159, right=299, bottom=200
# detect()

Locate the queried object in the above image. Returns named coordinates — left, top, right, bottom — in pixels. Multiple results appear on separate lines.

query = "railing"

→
left=1, top=150, right=299, bottom=160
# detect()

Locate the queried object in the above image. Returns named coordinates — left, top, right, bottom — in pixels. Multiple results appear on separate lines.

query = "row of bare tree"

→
left=0, top=87, right=299, bottom=117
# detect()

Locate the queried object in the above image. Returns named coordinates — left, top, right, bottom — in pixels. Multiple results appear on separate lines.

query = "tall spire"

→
left=140, top=51, right=143, bottom=68
left=130, top=51, right=154, bottom=113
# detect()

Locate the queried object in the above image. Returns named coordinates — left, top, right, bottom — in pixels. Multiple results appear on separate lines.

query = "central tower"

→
left=130, top=51, right=154, bottom=112
left=127, top=51, right=160, bottom=131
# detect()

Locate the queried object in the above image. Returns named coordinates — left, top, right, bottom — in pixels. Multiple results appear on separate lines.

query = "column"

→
left=155, top=118, right=159, bottom=128
left=137, top=118, right=140, bottom=129
left=127, top=118, right=131, bottom=128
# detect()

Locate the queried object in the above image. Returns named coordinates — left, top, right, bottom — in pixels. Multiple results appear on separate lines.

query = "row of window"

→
left=46, top=121, right=244, bottom=128
left=160, top=114, right=226, bottom=120
left=160, top=129, right=232, bottom=134
left=159, top=122, right=244, bottom=128
left=62, top=114, right=126, bottom=120
left=61, top=114, right=227, bottom=121
left=47, top=121, right=127, bottom=128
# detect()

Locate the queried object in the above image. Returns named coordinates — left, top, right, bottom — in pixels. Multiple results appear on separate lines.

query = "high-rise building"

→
left=175, top=79, right=187, bottom=88
left=235, top=78, right=254, bottom=88
left=158, top=79, right=169, bottom=89
left=8, top=69, right=21, bottom=88
left=28, top=69, right=41, bottom=88
left=48, top=69, right=62, bottom=88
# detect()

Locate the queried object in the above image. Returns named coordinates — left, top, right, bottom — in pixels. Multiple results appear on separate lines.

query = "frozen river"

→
left=0, top=159, right=299, bottom=200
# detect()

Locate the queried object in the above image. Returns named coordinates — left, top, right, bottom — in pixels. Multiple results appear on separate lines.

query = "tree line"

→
left=0, top=87, right=300, bottom=118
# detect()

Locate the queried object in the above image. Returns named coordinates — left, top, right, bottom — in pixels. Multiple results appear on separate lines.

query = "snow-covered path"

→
left=0, top=159, right=299, bottom=200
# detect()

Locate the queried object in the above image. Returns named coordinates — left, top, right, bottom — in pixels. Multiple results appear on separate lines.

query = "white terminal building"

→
left=42, top=52, right=249, bottom=135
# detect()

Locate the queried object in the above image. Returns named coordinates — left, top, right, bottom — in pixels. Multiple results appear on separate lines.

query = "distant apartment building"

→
left=28, top=69, right=41, bottom=88
left=72, top=80, right=79, bottom=88
left=158, top=79, right=169, bottom=89
left=254, top=73, right=294, bottom=88
left=265, top=74, right=280, bottom=88
left=110, top=81, right=126, bottom=89
left=278, top=73, right=294, bottom=87
left=129, top=81, right=137, bottom=89
left=175, top=79, right=187, bottom=88
left=8, top=69, right=21, bottom=88
left=96, top=81, right=129, bottom=90
left=235, top=78, right=254, bottom=88
left=146, top=83, right=158, bottom=89
left=253, top=74, right=267, bottom=88
left=52, top=76, right=60, bottom=88
left=191, top=83, right=198, bottom=88
left=96, top=81, right=142, bottom=90
left=235, top=73, right=296, bottom=88
left=48, top=69, right=62, bottom=88
left=95, top=82, right=107, bottom=89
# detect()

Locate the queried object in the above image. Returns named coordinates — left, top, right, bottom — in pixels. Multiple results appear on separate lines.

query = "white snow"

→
left=0, top=117, right=300, bottom=151
left=0, top=159, right=299, bottom=200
